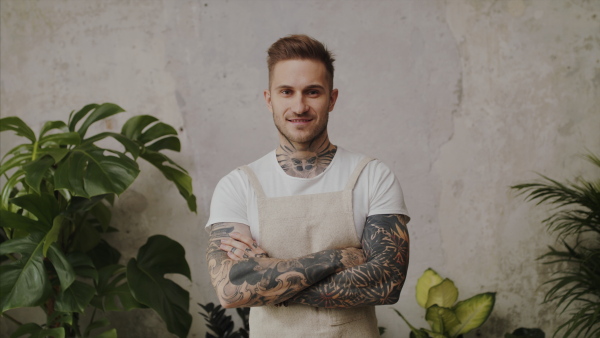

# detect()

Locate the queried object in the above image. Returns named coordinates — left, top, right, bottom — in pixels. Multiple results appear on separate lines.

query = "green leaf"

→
left=38, top=132, right=81, bottom=147
left=393, top=308, right=428, bottom=338
left=141, top=150, right=196, bottom=212
left=0, top=116, right=36, bottom=142
left=68, top=103, right=99, bottom=132
left=43, top=215, right=65, bottom=256
left=46, top=242, right=75, bottom=291
left=54, top=147, right=140, bottom=198
left=82, top=132, right=140, bottom=158
left=39, top=120, right=68, bottom=138
left=67, top=252, right=98, bottom=281
left=87, top=240, right=121, bottom=270
left=23, top=155, right=55, bottom=194
left=121, top=115, right=159, bottom=140
left=77, top=103, right=125, bottom=138
left=37, top=148, right=70, bottom=163
left=32, top=327, right=65, bottom=338
left=426, top=305, right=460, bottom=334
left=127, top=235, right=191, bottom=338
left=0, top=210, right=48, bottom=233
left=70, top=221, right=101, bottom=253
left=90, top=201, right=111, bottom=232
left=417, top=268, right=444, bottom=308
left=138, top=122, right=178, bottom=144
left=93, top=264, right=144, bottom=311
left=55, top=280, right=95, bottom=313
left=449, top=292, right=496, bottom=337
left=426, top=279, right=459, bottom=308
left=147, top=136, right=181, bottom=152
left=1, top=170, right=25, bottom=211
left=0, top=233, right=52, bottom=312
left=0, top=153, right=31, bottom=177
left=10, top=323, right=43, bottom=338
left=84, top=318, right=116, bottom=338
left=9, top=194, right=60, bottom=226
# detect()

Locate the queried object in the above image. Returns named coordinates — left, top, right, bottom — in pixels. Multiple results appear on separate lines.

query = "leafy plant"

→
left=198, top=302, right=249, bottom=338
left=394, top=268, right=495, bottom=338
left=0, top=103, right=197, bottom=337
left=512, top=153, right=600, bottom=338
left=505, top=327, right=545, bottom=338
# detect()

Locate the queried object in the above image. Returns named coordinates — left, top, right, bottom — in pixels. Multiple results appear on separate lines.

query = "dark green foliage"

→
left=0, top=103, right=197, bottom=337
left=505, top=327, right=545, bottom=338
left=512, top=154, right=600, bottom=338
left=198, top=302, right=249, bottom=338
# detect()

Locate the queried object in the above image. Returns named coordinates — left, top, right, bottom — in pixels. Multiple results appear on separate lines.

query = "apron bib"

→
left=240, top=157, right=379, bottom=337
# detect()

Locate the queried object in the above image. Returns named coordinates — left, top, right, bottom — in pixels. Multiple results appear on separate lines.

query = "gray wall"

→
left=1, top=0, right=599, bottom=337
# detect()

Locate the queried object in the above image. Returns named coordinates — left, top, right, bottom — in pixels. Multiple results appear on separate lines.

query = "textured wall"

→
left=1, top=0, right=598, bottom=337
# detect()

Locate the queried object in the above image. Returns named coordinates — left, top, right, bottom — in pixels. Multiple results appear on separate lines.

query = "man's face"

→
left=264, top=59, right=338, bottom=146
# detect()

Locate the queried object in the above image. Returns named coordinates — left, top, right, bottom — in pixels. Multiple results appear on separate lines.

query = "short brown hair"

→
left=267, top=34, right=335, bottom=89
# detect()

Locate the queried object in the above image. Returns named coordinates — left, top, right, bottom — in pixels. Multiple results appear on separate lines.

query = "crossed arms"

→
left=206, top=214, right=409, bottom=309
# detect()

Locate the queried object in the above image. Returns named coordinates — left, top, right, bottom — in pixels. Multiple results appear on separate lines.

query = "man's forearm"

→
left=207, top=222, right=365, bottom=308
left=288, top=214, right=409, bottom=308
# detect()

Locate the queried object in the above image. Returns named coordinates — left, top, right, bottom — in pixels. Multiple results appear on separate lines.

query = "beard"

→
left=273, top=111, right=329, bottom=145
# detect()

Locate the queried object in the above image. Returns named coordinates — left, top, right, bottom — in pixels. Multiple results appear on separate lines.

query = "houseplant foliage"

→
left=0, top=103, right=197, bottom=337
left=198, top=302, right=250, bottom=338
left=395, top=268, right=495, bottom=338
left=512, top=154, right=600, bottom=338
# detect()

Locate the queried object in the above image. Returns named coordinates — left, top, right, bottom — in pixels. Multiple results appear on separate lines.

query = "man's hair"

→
left=267, top=34, right=335, bottom=89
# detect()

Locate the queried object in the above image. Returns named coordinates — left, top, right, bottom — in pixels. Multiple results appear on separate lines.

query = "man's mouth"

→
left=288, top=119, right=312, bottom=124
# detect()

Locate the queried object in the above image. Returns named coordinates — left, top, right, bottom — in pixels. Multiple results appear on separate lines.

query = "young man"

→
left=205, top=35, right=410, bottom=337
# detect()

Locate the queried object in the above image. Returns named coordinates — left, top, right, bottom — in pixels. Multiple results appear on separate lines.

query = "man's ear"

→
left=328, top=88, right=339, bottom=112
left=264, top=89, right=273, bottom=113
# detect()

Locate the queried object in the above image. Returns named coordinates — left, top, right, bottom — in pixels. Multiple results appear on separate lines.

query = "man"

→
left=205, top=34, right=410, bottom=337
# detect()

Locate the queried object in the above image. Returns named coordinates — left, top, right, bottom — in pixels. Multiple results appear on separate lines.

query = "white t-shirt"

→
left=205, top=147, right=409, bottom=243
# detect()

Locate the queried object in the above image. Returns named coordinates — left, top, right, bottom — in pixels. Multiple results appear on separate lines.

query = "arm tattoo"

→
left=289, top=214, right=409, bottom=308
left=206, top=223, right=363, bottom=308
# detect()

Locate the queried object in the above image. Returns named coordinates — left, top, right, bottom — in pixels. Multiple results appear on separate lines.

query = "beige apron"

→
left=239, top=157, right=380, bottom=338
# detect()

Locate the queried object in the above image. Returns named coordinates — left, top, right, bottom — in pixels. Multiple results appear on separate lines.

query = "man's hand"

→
left=206, top=222, right=368, bottom=309
left=219, top=231, right=269, bottom=260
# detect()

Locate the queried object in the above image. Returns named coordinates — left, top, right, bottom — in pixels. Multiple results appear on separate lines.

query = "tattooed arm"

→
left=206, top=222, right=366, bottom=308
left=286, top=214, right=409, bottom=308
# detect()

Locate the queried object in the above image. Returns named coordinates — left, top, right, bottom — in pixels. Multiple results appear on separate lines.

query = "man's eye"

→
left=281, top=90, right=291, bottom=95
left=307, top=90, right=320, bottom=96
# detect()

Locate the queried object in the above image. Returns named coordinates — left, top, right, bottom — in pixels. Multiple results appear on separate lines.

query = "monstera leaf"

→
left=127, top=235, right=192, bottom=338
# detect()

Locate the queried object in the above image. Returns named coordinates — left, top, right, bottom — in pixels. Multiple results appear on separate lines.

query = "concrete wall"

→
left=1, top=0, right=598, bottom=336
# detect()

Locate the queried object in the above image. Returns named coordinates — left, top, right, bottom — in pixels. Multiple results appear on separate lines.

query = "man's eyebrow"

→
left=274, top=84, right=326, bottom=90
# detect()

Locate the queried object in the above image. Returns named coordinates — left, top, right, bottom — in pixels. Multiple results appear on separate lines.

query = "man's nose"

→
left=291, top=95, right=308, bottom=114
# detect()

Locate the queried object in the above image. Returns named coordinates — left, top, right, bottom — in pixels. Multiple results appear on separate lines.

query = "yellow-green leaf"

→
left=449, top=292, right=496, bottom=337
left=416, top=268, right=444, bottom=308
left=426, top=305, right=460, bottom=334
left=426, top=278, right=458, bottom=308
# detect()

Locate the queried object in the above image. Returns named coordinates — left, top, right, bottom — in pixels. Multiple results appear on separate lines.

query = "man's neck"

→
left=276, top=136, right=337, bottom=178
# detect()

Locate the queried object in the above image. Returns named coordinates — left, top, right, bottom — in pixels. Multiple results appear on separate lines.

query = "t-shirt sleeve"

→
left=367, top=161, right=410, bottom=222
left=205, top=170, right=250, bottom=231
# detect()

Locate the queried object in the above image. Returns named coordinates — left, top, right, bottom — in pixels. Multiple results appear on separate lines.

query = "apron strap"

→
left=239, top=165, right=267, bottom=199
left=344, top=157, right=374, bottom=191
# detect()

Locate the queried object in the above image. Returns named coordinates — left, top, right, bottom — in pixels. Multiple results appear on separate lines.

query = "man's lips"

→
left=288, top=118, right=313, bottom=124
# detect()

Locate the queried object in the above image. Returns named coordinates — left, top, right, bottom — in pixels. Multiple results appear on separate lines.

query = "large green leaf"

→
left=54, top=147, right=140, bottom=198
left=426, top=305, right=460, bottom=335
left=23, top=155, right=55, bottom=194
left=9, top=323, right=65, bottom=338
left=55, top=280, right=95, bottom=313
left=426, top=279, right=459, bottom=308
left=82, top=132, right=140, bottom=158
left=70, top=221, right=101, bottom=253
left=0, top=116, right=36, bottom=142
left=146, top=136, right=181, bottom=152
left=449, top=292, right=496, bottom=337
left=76, top=103, right=125, bottom=138
left=417, top=268, right=444, bottom=308
left=39, top=120, right=68, bottom=139
left=38, top=132, right=81, bottom=148
left=0, top=233, right=51, bottom=312
left=46, top=241, right=75, bottom=291
left=69, top=103, right=99, bottom=132
left=0, top=210, right=47, bottom=233
left=121, top=115, right=159, bottom=140
left=127, top=235, right=191, bottom=338
left=92, top=264, right=144, bottom=311
left=9, top=193, right=60, bottom=226
left=67, top=252, right=98, bottom=281
left=141, top=150, right=196, bottom=212
left=0, top=153, right=31, bottom=177
left=1, top=170, right=25, bottom=211
left=138, top=122, right=177, bottom=144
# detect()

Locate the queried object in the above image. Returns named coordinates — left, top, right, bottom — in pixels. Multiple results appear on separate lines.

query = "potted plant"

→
left=0, top=103, right=196, bottom=337
left=512, top=154, right=599, bottom=338
left=394, top=268, right=495, bottom=338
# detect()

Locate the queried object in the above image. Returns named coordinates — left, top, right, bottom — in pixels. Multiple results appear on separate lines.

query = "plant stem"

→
left=1, top=313, right=23, bottom=326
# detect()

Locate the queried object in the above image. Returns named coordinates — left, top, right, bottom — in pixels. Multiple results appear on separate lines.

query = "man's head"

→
left=267, top=34, right=335, bottom=90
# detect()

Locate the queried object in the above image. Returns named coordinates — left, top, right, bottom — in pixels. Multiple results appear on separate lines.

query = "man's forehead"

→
left=270, top=59, right=328, bottom=86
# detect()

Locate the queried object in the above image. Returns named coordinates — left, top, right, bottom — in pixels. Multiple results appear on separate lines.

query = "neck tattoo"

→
left=276, top=140, right=337, bottom=178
